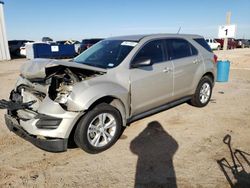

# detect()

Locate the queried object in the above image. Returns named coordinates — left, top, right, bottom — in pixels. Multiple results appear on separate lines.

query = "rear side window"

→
left=132, top=40, right=164, bottom=64
left=165, top=39, right=197, bottom=60
left=194, top=38, right=212, bottom=52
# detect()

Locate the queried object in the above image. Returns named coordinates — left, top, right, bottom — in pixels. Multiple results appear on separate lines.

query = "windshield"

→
left=74, top=40, right=137, bottom=69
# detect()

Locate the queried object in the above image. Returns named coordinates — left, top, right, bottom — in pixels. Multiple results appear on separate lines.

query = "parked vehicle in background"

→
left=215, top=38, right=237, bottom=49
left=1, top=34, right=217, bottom=154
left=42, top=37, right=53, bottom=43
left=206, top=38, right=221, bottom=50
left=20, top=45, right=26, bottom=57
left=56, top=40, right=80, bottom=45
left=235, top=39, right=250, bottom=48
left=19, top=42, right=33, bottom=57
left=77, top=38, right=103, bottom=54
left=56, top=40, right=81, bottom=54
left=8, top=40, right=34, bottom=57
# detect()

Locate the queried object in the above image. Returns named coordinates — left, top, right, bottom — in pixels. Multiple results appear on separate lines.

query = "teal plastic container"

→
left=216, top=60, right=230, bottom=82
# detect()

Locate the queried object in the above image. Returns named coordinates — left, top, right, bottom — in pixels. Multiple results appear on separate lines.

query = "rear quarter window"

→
left=194, top=38, right=212, bottom=52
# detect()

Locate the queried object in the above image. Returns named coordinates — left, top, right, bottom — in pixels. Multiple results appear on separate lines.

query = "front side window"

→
left=166, top=39, right=195, bottom=60
left=74, top=40, right=136, bottom=69
left=132, top=40, right=164, bottom=64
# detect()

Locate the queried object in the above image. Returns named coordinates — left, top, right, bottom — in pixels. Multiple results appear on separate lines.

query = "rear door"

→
left=165, top=38, right=202, bottom=98
left=130, top=39, right=174, bottom=116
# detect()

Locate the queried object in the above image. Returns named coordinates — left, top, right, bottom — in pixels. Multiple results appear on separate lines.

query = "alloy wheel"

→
left=199, top=83, right=211, bottom=104
left=87, top=113, right=117, bottom=147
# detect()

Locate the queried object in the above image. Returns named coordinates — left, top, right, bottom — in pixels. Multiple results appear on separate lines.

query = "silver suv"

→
left=0, top=34, right=217, bottom=153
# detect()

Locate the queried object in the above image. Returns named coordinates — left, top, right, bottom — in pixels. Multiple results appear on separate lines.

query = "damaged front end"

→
left=0, top=59, right=105, bottom=152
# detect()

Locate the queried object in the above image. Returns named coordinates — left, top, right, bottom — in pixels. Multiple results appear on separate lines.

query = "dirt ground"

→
left=0, top=49, right=250, bottom=188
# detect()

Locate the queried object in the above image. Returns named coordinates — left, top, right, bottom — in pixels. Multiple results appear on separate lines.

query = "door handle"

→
left=163, top=67, right=172, bottom=73
left=193, top=59, right=200, bottom=64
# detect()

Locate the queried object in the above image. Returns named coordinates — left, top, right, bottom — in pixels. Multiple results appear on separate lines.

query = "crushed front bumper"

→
left=0, top=99, right=36, bottom=111
left=5, top=114, right=68, bottom=152
left=1, top=91, right=81, bottom=152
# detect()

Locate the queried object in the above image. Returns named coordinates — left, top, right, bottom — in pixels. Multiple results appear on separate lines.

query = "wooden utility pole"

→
left=223, top=11, right=231, bottom=50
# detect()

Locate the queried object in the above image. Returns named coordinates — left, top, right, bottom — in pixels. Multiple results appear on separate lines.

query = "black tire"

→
left=189, top=76, right=213, bottom=107
left=74, top=103, right=123, bottom=154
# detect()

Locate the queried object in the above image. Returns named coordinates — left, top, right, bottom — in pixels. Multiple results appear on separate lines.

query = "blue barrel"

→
left=217, top=60, right=230, bottom=82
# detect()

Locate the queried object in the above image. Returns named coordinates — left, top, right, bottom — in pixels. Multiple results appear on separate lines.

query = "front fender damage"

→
left=65, top=81, right=129, bottom=116
left=1, top=59, right=107, bottom=138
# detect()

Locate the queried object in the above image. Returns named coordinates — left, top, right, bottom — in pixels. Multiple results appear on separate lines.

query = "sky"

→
left=2, top=0, right=250, bottom=41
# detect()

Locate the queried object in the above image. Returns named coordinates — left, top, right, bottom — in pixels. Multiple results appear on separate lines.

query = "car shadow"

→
left=130, top=121, right=178, bottom=188
left=217, top=134, right=250, bottom=188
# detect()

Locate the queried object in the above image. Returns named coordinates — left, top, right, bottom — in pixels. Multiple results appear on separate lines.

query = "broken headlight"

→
left=54, top=85, right=73, bottom=104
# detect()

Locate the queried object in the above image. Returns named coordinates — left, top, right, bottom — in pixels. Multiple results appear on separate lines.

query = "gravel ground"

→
left=0, top=49, right=249, bottom=188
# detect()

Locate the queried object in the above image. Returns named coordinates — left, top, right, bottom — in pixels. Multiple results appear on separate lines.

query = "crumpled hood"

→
left=20, top=59, right=106, bottom=79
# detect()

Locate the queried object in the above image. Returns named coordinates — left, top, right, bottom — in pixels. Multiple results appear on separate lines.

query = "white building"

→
left=0, top=1, right=10, bottom=61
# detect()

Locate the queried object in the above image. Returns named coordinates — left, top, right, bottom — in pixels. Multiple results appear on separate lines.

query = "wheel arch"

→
left=191, top=71, right=215, bottom=96
left=87, top=95, right=127, bottom=127
left=203, top=72, right=215, bottom=84
left=67, top=95, right=127, bottom=149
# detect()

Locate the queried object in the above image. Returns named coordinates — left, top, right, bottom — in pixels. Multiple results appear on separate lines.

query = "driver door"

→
left=130, top=39, right=174, bottom=116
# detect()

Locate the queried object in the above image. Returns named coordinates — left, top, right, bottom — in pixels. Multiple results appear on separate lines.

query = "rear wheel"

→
left=189, top=76, right=213, bottom=107
left=74, top=103, right=122, bottom=154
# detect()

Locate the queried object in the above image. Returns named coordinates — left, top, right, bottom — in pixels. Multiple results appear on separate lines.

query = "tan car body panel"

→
left=6, top=34, right=216, bottom=139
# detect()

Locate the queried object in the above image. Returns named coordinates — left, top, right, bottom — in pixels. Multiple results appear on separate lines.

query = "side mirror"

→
left=131, top=58, right=152, bottom=68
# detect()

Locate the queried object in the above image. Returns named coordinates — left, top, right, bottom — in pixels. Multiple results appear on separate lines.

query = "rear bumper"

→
left=5, top=114, right=68, bottom=152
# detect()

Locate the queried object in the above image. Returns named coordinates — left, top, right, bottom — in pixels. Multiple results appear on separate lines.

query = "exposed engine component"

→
left=47, top=67, right=103, bottom=105
left=1, top=64, right=104, bottom=118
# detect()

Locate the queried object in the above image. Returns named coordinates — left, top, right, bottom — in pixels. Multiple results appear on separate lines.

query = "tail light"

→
left=213, top=54, right=218, bottom=64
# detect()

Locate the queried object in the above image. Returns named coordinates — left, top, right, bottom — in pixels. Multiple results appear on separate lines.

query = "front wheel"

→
left=74, top=103, right=123, bottom=154
left=189, top=76, right=213, bottom=107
